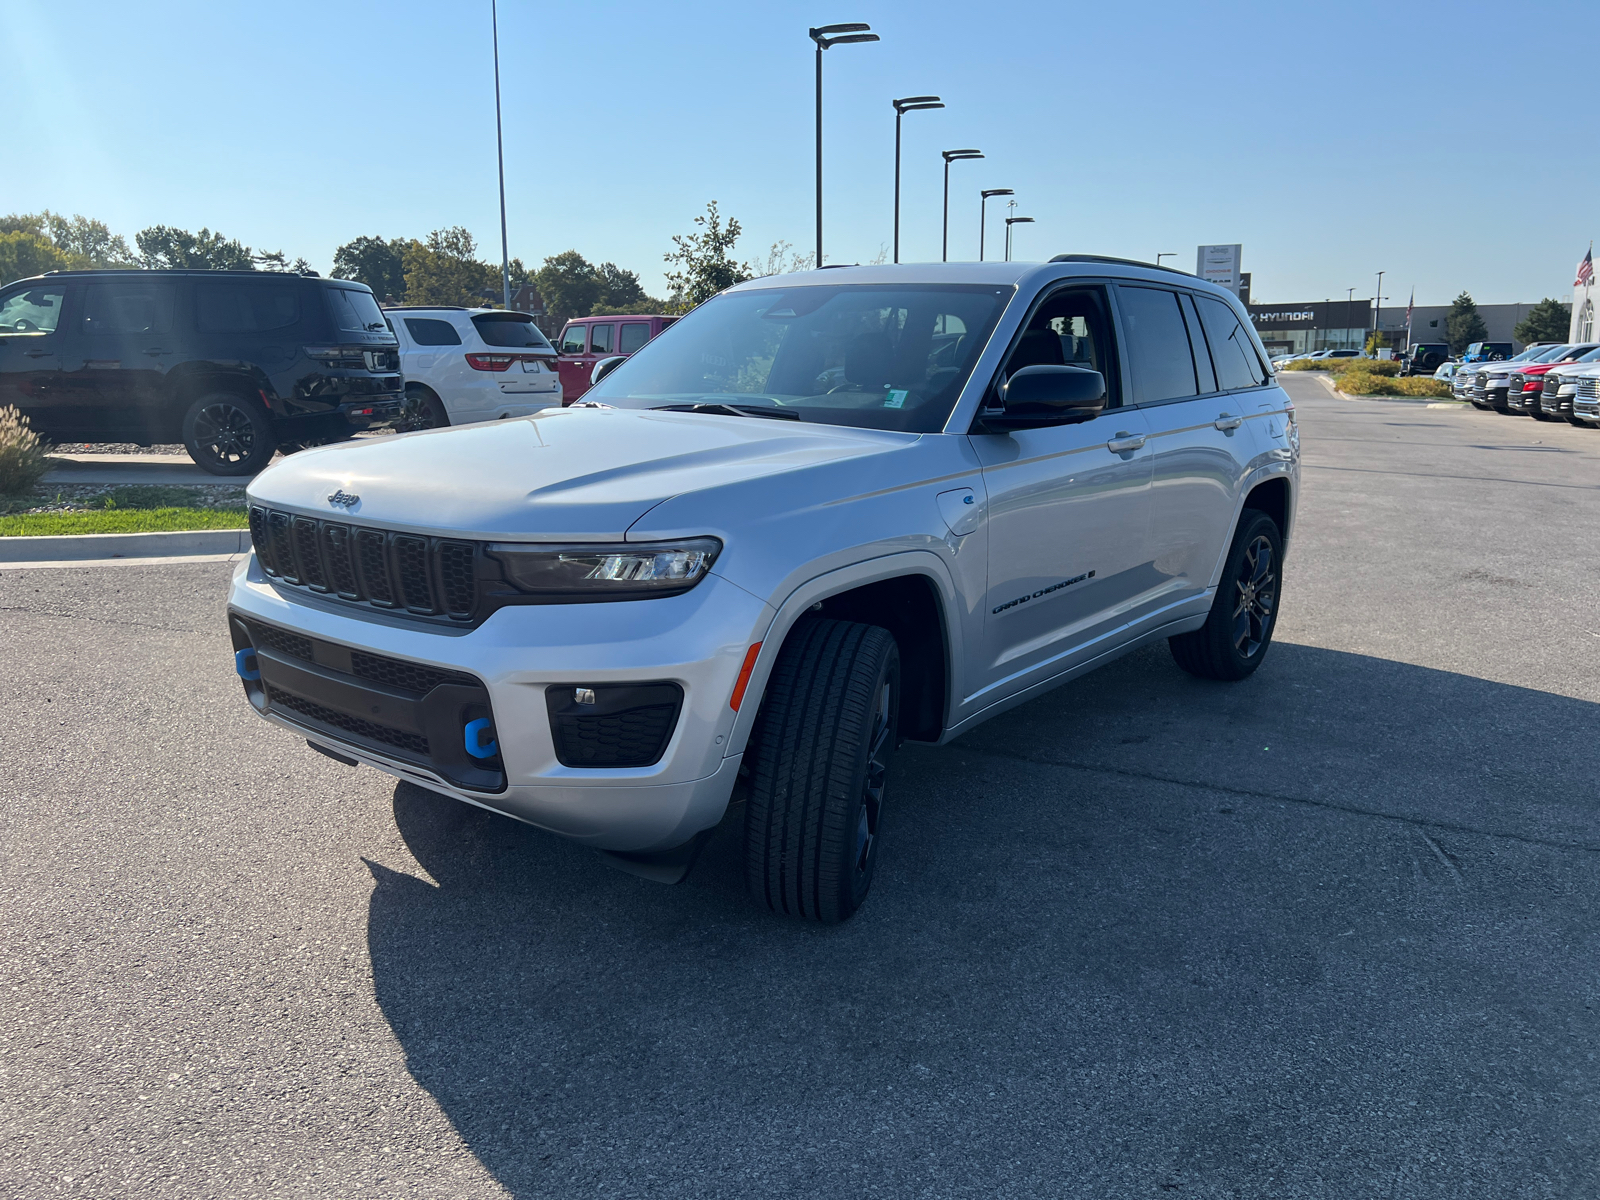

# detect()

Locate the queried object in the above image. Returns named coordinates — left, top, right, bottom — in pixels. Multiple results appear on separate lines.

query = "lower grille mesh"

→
left=265, top=685, right=431, bottom=756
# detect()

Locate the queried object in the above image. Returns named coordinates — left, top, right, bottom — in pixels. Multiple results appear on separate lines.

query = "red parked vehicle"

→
left=1505, top=343, right=1599, bottom=418
left=554, top=314, right=677, bottom=403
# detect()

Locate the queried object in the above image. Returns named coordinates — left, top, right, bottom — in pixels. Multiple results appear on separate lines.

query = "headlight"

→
left=486, top=538, right=721, bottom=601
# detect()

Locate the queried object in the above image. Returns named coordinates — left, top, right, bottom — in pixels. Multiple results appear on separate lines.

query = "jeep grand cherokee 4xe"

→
left=227, top=258, right=1299, bottom=922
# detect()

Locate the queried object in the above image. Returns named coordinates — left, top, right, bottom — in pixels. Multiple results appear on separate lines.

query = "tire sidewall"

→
left=1217, top=511, right=1283, bottom=674
left=837, top=643, right=900, bottom=918
left=182, top=392, right=274, bottom=476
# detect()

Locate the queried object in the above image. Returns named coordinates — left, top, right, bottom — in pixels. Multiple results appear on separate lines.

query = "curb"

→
left=0, top=528, right=250, bottom=564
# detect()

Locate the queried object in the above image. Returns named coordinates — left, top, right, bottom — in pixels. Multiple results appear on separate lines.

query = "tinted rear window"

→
left=327, top=287, right=389, bottom=334
left=403, top=317, right=463, bottom=346
left=472, top=313, right=553, bottom=349
left=1196, top=296, right=1268, bottom=390
left=196, top=283, right=301, bottom=333
left=1118, top=286, right=1197, bottom=403
left=618, top=322, right=650, bottom=354
left=81, top=281, right=176, bottom=336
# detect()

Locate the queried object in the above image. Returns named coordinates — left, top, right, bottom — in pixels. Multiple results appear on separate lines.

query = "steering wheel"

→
left=13, top=319, right=38, bottom=333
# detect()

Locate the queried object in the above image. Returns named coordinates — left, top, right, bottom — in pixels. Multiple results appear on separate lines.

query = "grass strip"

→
left=0, top=507, right=249, bottom=537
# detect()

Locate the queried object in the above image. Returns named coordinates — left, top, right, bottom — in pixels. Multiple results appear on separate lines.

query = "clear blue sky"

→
left=6, top=0, right=1597, bottom=306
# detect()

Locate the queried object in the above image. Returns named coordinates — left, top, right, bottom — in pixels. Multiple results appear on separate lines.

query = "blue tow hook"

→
left=235, top=648, right=260, bottom=681
left=464, top=718, right=499, bottom=759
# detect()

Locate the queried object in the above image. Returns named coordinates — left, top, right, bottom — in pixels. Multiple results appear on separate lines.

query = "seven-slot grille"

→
left=249, top=506, right=480, bottom=622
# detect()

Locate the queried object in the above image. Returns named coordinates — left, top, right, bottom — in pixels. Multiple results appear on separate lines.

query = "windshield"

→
left=1533, top=344, right=1573, bottom=362
left=582, top=283, right=1013, bottom=432
left=472, top=312, right=553, bottom=349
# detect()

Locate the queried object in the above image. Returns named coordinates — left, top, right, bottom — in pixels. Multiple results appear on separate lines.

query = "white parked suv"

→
left=384, top=306, right=562, bottom=428
left=229, top=258, right=1300, bottom=922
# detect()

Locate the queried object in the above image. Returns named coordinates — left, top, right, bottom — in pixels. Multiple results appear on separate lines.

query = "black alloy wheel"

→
left=398, top=385, right=449, bottom=432
left=744, top=618, right=900, bottom=923
left=181, top=392, right=274, bottom=476
left=1169, top=510, right=1284, bottom=681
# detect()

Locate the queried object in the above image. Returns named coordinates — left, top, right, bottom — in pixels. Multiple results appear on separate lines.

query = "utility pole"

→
left=492, top=0, right=510, bottom=308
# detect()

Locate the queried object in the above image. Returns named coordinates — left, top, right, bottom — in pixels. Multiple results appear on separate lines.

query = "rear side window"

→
left=196, top=283, right=301, bottom=333
left=472, top=313, right=553, bottom=349
left=618, top=322, right=650, bottom=354
left=589, top=323, right=614, bottom=354
left=403, top=317, right=462, bottom=346
left=1196, top=296, right=1268, bottom=391
left=327, top=287, right=388, bottom=334
left=1118, top=286, right=1197, bottom=403
left=81, top=281, right=176, bottom=336
left=558, top=324, right=587, bottom=354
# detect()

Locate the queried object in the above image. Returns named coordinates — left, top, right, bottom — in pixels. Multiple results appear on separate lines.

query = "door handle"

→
left=1106, top=432, right=1146, bottom=453
left=24, top=348, right=52, bottom=358
left=1214, top=413, right=1243, bottom=431
left=144, top=347, right=169, bottom=356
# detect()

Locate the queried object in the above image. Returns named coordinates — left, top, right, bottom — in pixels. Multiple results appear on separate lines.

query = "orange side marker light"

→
left=729, top=643, right=763, bottom=711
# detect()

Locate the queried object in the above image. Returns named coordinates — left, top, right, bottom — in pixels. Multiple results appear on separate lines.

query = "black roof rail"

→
left=1049, top=253, right=1196, bottom=278
left=382, top=305, right=471, bottom=311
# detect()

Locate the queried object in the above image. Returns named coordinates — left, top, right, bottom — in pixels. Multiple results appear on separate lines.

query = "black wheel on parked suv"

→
left=398, top=384, right=449, bottom=431
left=181, top=392, right=275, bottom=476
left=744, top=618, right=900, bottom=924
left=1169, top=510, right=1283, bottom=682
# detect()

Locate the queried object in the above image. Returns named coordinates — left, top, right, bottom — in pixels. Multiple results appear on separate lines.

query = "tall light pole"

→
left=1374, top=270, right=1386, bottom=349
left=491, top=0, right=511, bottom=309
left=979, top=188, right=1012, bottom=261
left=809, top=23, right=879, bottom=270
left=1005, top=216, right=1034, bottom=262
left=891, top=96, right=943, bottom=264
left=941, top=150, right=982, bottom=262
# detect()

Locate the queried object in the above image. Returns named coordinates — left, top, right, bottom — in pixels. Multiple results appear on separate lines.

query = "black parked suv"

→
left=0, top=270, right=402, bottom=475
left=1403, top=342, right=1449, bottom=375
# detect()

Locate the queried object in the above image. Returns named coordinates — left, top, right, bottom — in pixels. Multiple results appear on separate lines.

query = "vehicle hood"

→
left=244, top=406, right=916, bottom=541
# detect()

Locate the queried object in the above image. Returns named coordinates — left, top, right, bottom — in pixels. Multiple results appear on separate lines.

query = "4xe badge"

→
left=327, top=490, right=360, bottom=508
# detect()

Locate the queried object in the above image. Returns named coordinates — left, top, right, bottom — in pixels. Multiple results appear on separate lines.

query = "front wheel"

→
left=744, top=619, right=899, bottom=924
left=1169, top=510, right=1283, bottom=681
left=181, top=392, right=275, bottom=476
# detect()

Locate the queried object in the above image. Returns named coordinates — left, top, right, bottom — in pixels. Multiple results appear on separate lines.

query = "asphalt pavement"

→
left=3, top=375, right=1598, bottom=1198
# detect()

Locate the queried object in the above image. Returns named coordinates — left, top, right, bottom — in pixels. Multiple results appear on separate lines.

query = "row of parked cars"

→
left=1447, top=341, right=1600, bottom=425
left=0, top=268, right=672, bottom=475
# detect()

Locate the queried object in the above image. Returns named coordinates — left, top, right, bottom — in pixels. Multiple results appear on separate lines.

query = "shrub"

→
left=0, top=405, right=51, bottom=496
left=1334, top=370, right=1450, bottom=398
left=1284, top=357, right=1400, bottom=375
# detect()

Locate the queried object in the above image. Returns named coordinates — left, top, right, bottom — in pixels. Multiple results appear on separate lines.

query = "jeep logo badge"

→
left=327, top=490, right=360, bottom=508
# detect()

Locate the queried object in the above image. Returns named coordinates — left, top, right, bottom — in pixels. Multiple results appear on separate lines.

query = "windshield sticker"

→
left=883, top=390, right=908, bottom=409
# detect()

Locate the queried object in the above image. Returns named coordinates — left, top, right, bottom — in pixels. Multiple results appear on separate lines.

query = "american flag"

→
left=1405, top=289, right=1414, bottom=328
left=1577, top=248, right=1594, bottom=288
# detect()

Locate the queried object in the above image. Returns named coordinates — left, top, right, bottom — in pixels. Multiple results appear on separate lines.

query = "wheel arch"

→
left=726, top=552, right=961, bottom=757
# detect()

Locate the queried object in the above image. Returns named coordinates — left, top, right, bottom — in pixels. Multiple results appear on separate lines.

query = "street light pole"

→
left=1374, top=270, right=1385, bottom=350
left=809, top=23, right=879, bottom=270
left=1156, top=252, right=1174, bottom=267
left=941, top=150, right=982, bottom=262
left=979, top=188, right=1012, bottom=262
left=891, top=96, right=943, bottom=264
left=491, top=0, right=510, bottom=309
left=1005, top=215, right=1034, bottom=262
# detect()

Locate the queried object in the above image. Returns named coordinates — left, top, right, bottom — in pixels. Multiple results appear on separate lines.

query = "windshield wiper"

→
left=655, top=402, right=800, bottom=421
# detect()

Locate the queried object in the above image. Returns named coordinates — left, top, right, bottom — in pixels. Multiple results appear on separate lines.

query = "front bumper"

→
left=227, top=555, right=774, bottom=852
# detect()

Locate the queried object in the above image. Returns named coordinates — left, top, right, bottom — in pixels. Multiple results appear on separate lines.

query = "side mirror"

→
left=591, top=355, right=626, bottom=386
left=980, top=364, right=1106, bottom=430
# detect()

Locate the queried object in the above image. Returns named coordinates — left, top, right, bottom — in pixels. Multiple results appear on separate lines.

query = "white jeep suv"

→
left=385, top=306, right=562, bottom=428
left=229, top=259, right=1299, bottom=922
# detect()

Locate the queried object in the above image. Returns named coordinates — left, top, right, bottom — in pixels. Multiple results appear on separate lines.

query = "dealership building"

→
left=1247, top=299, right=1562, bottom=356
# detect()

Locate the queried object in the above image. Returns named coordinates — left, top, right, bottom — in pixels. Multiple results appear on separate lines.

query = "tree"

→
left=333, top=236, right=407, bottom=299
left=42, top=212, right=134, bottom=267
left=535, top=250, right=606, bottom=322
left=0, top=230, right=70, bottom=286
left=1513, top=297, right=1571, bottom=346
left=662, top=201, right=751, bottom=310
left=135, top=225, right=257, bottom=270
left=400, top=229, right=499, bottom=307
left=750, top=240, right=815, bottom=277
left=1445, top=291, right=1488, bottom=355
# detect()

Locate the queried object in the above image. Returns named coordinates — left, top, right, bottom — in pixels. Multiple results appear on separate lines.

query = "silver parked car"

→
left=226, top=258, right=1300, bottom=922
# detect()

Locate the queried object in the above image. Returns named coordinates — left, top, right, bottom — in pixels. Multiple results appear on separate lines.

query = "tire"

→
left=743, top=618, right=900, bottom=924
left=399, top=385, right=449, bottom=432
left=1169, top=510, right=1283, bottom=682
left=181, top=392, right=275, bottom=476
